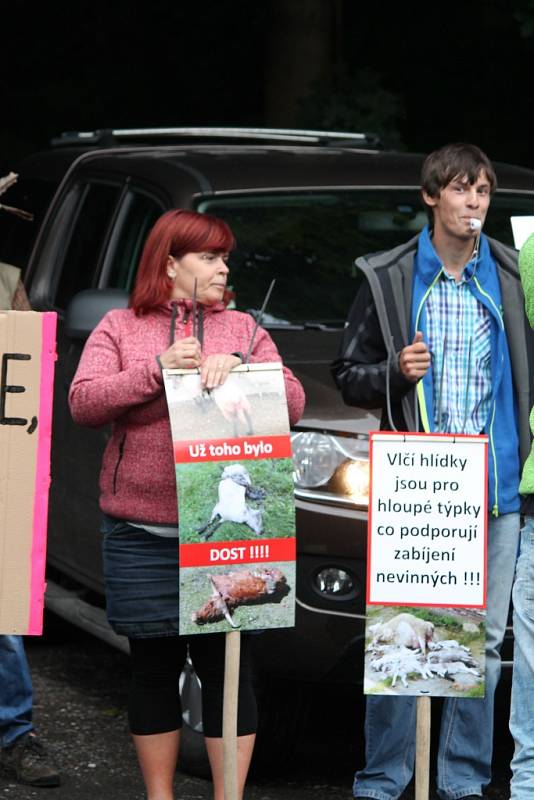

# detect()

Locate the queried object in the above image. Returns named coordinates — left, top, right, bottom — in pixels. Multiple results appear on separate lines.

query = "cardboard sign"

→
left=163, top=363, right=296, bottom=635
left=0, top=311, right=57, bottom=634
left=364, top=431, right=488, bottom=697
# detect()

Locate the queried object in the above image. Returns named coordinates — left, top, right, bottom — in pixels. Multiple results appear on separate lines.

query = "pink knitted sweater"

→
left=69, top=300, right=305, bottom=524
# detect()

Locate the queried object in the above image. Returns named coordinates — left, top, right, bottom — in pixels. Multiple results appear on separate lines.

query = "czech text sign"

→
left=364, top=431, right=488, bottom=697
left=163, top=363, right=296, bottom=635
left=0, top=311, right=57, bottom=634
left=368, top=432, right=487, bottom=607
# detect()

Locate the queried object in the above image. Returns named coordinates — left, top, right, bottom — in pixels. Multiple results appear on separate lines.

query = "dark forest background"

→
left=2, top=0, right=534, bottom=172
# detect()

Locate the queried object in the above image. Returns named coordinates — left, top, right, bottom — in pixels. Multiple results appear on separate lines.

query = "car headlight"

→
left=291, top=431, right=369, bottom=506
left=314, top=567, right=356, bottom=598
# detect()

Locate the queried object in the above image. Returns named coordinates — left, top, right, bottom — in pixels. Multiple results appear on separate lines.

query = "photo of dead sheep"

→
left=176, top=458, right=295, bottom=544
left=364, top=605, right=486, bottom=697
left=179, top=561, right=295, bottom=634
left=164, top=366, right=290, bottom=441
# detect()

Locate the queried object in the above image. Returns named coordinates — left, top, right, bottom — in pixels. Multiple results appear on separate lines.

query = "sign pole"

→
left=415, top=696, right=431, bottom=800
left=163, top=363, right=297, bottom=795
left=223, top=629, right=240, bottom=800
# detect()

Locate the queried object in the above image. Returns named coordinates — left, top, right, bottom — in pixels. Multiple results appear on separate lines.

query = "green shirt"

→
left=518, top=233, right=534, bottom=495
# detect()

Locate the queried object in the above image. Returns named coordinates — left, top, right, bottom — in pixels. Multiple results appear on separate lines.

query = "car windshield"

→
left=198, top=189, right=534, bottom=327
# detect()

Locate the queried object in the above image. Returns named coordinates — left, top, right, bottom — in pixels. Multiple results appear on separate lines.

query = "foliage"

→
left=296, top=69, right=406, bottom=150
left=515, top=0, right=534, bottom=36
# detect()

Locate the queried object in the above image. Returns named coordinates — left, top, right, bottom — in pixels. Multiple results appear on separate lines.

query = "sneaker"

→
left=0, top=732, right=60, bottom=786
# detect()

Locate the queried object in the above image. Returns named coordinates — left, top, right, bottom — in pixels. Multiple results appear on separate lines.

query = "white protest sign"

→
left=511, top=216, right=534, bottom=249
left=367, top=432, right=488, bottom=608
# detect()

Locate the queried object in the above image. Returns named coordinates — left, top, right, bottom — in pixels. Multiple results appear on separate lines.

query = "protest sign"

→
left=0, top=311, right=57, bottom=634
left=163, top=362, right=296, bottom=635
left=364, top=431, right=487, bottom=697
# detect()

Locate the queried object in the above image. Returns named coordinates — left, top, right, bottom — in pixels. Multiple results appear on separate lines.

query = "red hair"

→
left=129, top=209, right=236, bottom=314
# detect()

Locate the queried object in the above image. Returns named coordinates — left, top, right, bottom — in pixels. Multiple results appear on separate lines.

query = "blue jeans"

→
left=0, top=635, right=33, bottom=748
left=510, top=515, right=534, bottom=799
left=354, top=512, right=520, bottom=800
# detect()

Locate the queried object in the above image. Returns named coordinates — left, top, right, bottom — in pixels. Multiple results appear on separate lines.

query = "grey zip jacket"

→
left=331, top=233, right=534, bottom=469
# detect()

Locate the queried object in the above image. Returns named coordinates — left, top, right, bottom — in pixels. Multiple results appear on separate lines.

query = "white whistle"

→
left=468, top=218, right=482, bottom=231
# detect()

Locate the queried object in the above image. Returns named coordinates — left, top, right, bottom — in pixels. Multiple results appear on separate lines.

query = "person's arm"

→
left=69, top=312, right=165, bottom=427
left=519, top=233, right=534, bottom=329
left=11, top=279, right=31, bottom=310
left=331, top=279, right=416, bottom=409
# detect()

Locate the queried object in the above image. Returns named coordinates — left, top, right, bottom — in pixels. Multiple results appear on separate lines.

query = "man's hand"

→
left=398, top=332, right=431, bottom=382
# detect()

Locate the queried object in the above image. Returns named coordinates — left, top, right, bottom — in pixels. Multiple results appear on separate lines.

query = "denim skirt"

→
left=101, top=514, right=181, bottom=638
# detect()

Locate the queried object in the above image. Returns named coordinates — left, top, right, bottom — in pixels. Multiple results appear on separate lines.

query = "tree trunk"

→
left=264, top=0, right=342, bottom=127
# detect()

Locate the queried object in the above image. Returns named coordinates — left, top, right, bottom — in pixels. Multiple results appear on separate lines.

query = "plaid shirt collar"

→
left=417, top=224, right=482, bottom=284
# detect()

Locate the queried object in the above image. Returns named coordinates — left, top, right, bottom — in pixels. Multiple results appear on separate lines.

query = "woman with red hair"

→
left=69, top=209, right=305, bottom=800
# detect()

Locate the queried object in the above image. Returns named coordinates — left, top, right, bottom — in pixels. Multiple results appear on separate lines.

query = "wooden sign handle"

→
left=223, top=629, right=241, bottom=800
left=415, top=695, right=431, bottom=800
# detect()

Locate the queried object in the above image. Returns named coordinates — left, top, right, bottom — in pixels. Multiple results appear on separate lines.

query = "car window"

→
left=198, top=191, right=427, bottom=327
left=103, top=191, right=163, bottom=292
left=0, top=178, right=58, bottom=276
left=198, top=190, right=534, bottom=327
left=55, top=182, right=121, bottom=309
left=484, top=194, right=534, bottom=248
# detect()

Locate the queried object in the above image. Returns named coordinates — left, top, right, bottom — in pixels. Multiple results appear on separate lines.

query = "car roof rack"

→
left=49, top=126, right=382, bottom=150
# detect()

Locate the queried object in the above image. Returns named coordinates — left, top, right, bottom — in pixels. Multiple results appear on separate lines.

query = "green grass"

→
left=392, top=606, right=463, bottom=630
left=176, top=458, right=295, bottom=543
left=366, top=682, right=391, bottom=694
left=394, top=606, right=486, bottom=647
left=179, top=561, right=296, bottom=634
left=463, top=683, right=486, bottom=698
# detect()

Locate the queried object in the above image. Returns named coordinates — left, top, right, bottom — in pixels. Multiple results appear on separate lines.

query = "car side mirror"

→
left=64, top=288, right=129, bottom=339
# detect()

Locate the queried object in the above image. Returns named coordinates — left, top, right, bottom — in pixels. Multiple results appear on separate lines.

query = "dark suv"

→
left=3, top=127, right=534, bottom=760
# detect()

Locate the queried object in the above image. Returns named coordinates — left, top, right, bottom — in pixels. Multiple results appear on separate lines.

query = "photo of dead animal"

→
left=176, top=458, right=295, bottom=544
left=368, top=612, right=435, bottom=653
left=164, top=367, right=290, bottom=441
left=179, top=561, right=295, bottom=633
left=364, top=606, right=485, bottom=697
left=197, top=463, right=266, bottom=540
left=192, top=567, right=287, bottom=627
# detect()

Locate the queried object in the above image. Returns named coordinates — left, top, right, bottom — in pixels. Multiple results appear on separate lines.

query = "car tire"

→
left=178, top=722, right=211, bottom=780
left=249, top=676, right=311, bottom=778
left=177, top=665, right=311, bottom=780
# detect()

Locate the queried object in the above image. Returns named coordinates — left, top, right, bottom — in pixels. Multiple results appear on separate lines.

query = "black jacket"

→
left=331, top=233, right=534, bottom=467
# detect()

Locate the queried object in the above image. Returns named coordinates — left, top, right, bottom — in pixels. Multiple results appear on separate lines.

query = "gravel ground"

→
left=2, top=614, right=357, bottom=799
left=0, top=613, right=515, bottom=800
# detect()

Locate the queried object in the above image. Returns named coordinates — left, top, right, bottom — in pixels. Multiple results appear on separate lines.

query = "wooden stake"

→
left=415, top=696, right=431, bottom=800
left=223, top=630, right=241, bottom=800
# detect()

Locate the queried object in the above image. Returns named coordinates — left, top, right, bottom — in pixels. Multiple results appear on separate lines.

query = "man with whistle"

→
left=332, top=143, right=533, bottom=800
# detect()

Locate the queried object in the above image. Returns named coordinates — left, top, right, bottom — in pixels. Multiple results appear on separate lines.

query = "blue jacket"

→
left=332, top=229, right=534, bottom=517
left=412, top=226, right=520, bottom=515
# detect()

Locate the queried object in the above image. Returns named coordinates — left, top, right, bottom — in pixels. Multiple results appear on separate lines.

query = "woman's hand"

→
left=158, top=337, right=202, bottom=370
left=201, top=353, right=242, bottom=389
